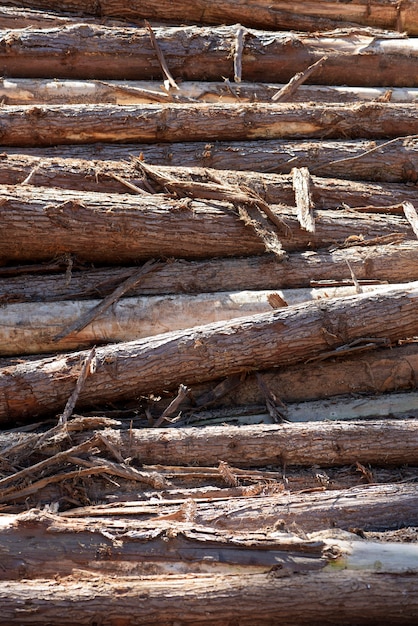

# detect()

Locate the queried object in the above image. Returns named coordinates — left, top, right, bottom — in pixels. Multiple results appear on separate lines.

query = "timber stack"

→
left=0, top=1, right=418, bottom=624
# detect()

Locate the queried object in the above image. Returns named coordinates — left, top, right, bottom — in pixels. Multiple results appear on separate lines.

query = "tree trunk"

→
left=1, top=102, right=417, bottom=147
left=0, top=570, right=416, bottom=625
left=2, top=0, right=418, bottom=34
left=2, top=78, right=418, bottom=105
left=46, top=419, right=418, bottom=468
left=2, top=242, right=418, bottom=302
left=1, top=156, right=417, bottom=210
left=1, top=282, right=418, bottom=421
left=7, top=137, right=417, bottom=183
left=0, top=186, right=413, bottom=264
left=60, top=483, right=418, bottom=533
left=0, top=284, right=410, bottom=356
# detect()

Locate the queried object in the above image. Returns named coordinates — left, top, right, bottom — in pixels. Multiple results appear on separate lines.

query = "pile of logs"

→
left=0, top=1, right=418, bottom=624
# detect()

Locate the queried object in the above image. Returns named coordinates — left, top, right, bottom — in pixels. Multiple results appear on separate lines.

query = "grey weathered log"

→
left=2, top=157, right=417, bottom=210
left=62, top=483, right=418, bottom=534
left=1, top=282, right=418, bottom=421
left=2, top=78, right=418, bottom=105
left=0, top=6, right=129, bottom=28
left=2, top=242, right=418, bottom=302
left=5, top=137, right=418, bottom=183
left=0, top=102, right=417, bottom=147
left=2, top=0, right=418, bottom=34
left=0, top=570, right=416, bottom=625
left=0, top=186, right=413, bottom=264
left=0, top=25, right=416, bottom=86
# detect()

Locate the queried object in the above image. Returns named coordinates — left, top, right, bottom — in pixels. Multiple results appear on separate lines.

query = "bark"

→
left=6, top=137, right=417, bottom=183
left=0, top=284, right=409, bottom=357
left=0, top=6, right=129, bottom=28
left=2, top=0, right=418, bottom=34
left=1, top=102, right=417, bottom=147
left=0, top=510, right=416, bottom=579
left=50, top=419, right=418, bottom=468
left=0, top=186, right=413, bottom=265
left=0, top=571, right=416, bottom=625
left=2, top=157, right=417, bottom=211
left=2, top=78, right=418, bottom=105
left=2, top=242, right=418, bottom=302
left=0, top=25, right=417, bottom=86
left=61, top=483, right=418, bottom=533
left=1, top=282, right=418, bottom=421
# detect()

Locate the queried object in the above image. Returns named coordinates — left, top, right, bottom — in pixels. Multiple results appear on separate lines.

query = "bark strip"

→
left=1, top=282, right=418, bottom=421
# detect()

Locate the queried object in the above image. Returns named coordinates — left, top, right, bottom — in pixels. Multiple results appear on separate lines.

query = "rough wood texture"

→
left=0, top=102, right=417, bottom=147
left=5, top=137, right=418, bottom=182
left=1, top=282, right=418, bottom=421
left=0, top=186, right=413, bottom=264
left=2, top=242, right=418, bottom=302
left=61, top=483, right=418, bottom=533
left=49, top=420, right=418, bottom=468
left=0, top=26, right=417, bottom=86
left=0, top=570, right=416, bottom=625
left=3, top=0, right=418, bottom=34
left=2, top=157, right=417, bottom=210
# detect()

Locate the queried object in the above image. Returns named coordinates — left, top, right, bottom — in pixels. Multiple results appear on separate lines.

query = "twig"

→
left=272, top=56, right=328, bottom=102
left=145, top=20, right=179, bottom=91
left=58, top=347, right=97, bottom=426
left=54, top=259, right=160, bottom=341
left=233, top=25, right=247, bottom=83
left=96, top=79, right=171, bottom=102
left=346, top=260, right=363, bottom=294
left=256, top=372, right=288, bottom=423
left=106, top=172, right=151, bottom=195
left=21, top=164, right=39, bottom=185
left=154, top=384, right=189, bottom=428
left=403, top=201, right=418, bottom=239
left=69, top=455, right=168, bottom=488
left=292, top=167, right=315, bottom=233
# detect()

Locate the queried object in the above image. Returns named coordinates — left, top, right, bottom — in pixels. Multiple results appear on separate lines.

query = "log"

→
left=0, top=284, right=410, bottom=357
left=0, top=6, right=129, bottom=28
left=0, top=25, right=417, bottom=86
left=0, top=186, right=413, bottom=264
left=6, top=137, right=417, bottom=183
left=2, top=243, right=418, bottom=302
left=61, top=483, right=418, bottom=533
left=1, top=282, right=418, bottom=421
left=40, top=419, right=418, bottom=468
left=1, top=156, right=417, bottom=210
left=2, top=78, right=418, bottom=105
left=3, top=0, right=418, bottom=34
left=0, top=571, right=416, bottom=625
left=0, top=510, right=417, bottom=579
left=1, top=102, right=418, bottom=147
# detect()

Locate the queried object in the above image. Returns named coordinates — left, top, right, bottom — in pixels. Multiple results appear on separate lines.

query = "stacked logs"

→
left=0, top=2, right=418, bottom=624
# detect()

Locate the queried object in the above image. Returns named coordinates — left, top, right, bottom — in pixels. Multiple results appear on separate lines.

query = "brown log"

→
left=1, top=282, right=418, bottom=421
left=3, top=0, right=418, bottom=34
left=1, top=156, right=417, bottom=211
left=2, top=78, right=418, bottom=105
left=1, top=242, right=418, bottom=302
left=0, top=570, right=416, bottom=625
left=0, top=102, right=417, bottom=147
left=0, top=186, right=413, bottom=265
left=61, top=483, right=418, bottom=533
left=0, top=6, right=129, bottom=28
left=6, top=137, right=417, bottom=183
left=0, top=25, right=417, bottom=86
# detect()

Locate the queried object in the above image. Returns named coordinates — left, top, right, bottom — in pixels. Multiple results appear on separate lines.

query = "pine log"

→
left=2, top=243, right=418, bottom=302
left=3, top=0, right=418, bottom=34
left=43, top=420, right=418, bottom=468
left=2, top=78, right=418, bottom=105
left=0, top=510, right=417, bottom=579
left=0, top=102, right=417, bottom=147
left=0, top=186, right=413, bottom=265
left=0, top=284, right=407, bottom=356
left=61, top=483, right=418, bottom=533
left=0, top=571, right=416, bottom=625
left=1, top=282, right=418, bottom=421
left=6, top=138, right=417, bottom=183
left=1, top=156, right=417, bottom=211
left=0, top=25, right=417, bottom=86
